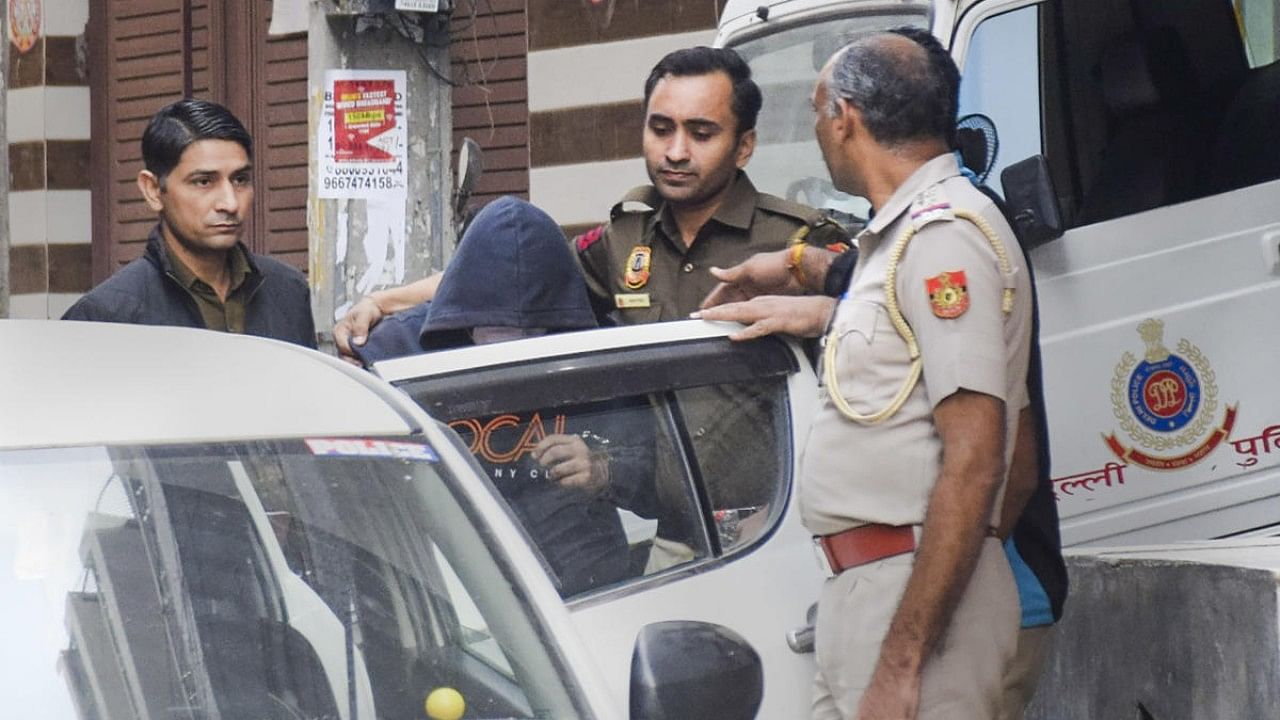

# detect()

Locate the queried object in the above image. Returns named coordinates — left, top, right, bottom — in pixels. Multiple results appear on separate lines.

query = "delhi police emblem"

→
left=1105, top=318, right=1236, bottom=471
left=623, top=246, right=651, bottom=290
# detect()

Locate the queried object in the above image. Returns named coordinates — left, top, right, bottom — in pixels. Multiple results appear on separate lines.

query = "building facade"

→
left=4, top=0, right=724, bottom=319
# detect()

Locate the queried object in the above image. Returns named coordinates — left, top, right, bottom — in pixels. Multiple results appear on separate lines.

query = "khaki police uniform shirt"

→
left=574, top=171, right=849, bottom=322
left=800, top=154, right=1032, bottom=536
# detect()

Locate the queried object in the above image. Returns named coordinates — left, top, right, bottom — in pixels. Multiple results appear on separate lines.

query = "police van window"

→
left=1044, top=0, right=1280, bottom=226
left=731, top=11, right=927, bottom=219
left=958, top=5, right=1043, bottom=198
left=1238, top=0, right=1280, bottom=67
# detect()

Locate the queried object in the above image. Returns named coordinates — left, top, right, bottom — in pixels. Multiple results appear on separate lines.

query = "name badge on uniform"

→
left=623, top=246, right=652, bottom=290
left=615, top=293, right=651, bottom=309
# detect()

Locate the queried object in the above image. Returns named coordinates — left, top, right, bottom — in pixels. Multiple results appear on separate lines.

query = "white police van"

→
left=717, top=0, right=1280, bottom=547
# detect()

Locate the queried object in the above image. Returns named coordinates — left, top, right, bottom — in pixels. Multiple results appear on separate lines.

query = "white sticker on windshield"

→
left=305, top=438, right=438, bottom=461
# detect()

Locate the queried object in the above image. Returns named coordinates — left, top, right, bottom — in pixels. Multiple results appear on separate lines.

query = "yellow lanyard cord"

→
left=822, top=208, right=1015, bottom=425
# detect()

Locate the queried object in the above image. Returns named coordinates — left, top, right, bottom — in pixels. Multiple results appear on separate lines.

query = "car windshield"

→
left=729, top=10, right=928, bottom=221
left=0, top=438, right=584, bottom=719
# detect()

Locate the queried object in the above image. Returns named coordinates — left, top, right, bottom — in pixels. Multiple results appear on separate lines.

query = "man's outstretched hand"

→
left=694, top=295, right=837, bottom=341
left=700, top=249, right=801, bottom=309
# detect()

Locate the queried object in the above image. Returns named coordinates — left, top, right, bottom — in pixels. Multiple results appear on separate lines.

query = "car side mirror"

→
left=1001, top=154, right=1064, bottom=249
left=629, top=621, right=763, bottom=720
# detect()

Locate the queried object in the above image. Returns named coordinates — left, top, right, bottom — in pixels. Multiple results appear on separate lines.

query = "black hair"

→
left=141, top=99, right=253, bottom=185
left=643, top=46, right=763, bottom=136
left=827, top=27, right=960, bottom=148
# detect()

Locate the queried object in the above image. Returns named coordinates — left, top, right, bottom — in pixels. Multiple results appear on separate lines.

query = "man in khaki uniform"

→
left=702, top=28, right=1031, bottom=719
left=809, top=29, right=1029, bottom=720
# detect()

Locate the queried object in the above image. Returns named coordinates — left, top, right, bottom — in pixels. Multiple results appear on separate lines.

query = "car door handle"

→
left=787, top=602, right=819, bottom=654
left=786, top=624, right=815, bottom=654
left=1264, top=230, right=1280, bottom=274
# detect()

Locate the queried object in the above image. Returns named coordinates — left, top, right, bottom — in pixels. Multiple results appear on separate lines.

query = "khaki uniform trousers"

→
left=812, top=537, right=1019, bottom=720
left=997, top=624, right=1055, bottom=720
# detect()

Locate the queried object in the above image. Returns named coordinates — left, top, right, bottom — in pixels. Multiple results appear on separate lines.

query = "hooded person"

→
left=356, top=196, right=652, bottom=596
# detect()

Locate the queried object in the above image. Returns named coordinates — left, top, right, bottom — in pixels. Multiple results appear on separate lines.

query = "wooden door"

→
left=88, top=0, right=309, bottom=280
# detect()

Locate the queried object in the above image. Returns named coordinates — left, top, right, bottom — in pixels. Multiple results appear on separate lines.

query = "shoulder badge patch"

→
left=926, top=270, right=969, bottom=318
left=575, top=225, right=605, bottom=252
left=910, top=185, right=955, bottom=231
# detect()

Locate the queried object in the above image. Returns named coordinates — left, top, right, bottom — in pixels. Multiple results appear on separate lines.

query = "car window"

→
left=396, top=336, right=799, bottom=599
left=0, top=440, right=585, bottom=719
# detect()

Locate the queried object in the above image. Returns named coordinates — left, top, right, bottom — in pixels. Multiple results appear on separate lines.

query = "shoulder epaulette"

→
left=909, top=184, right=956, bottom=231
left=574, top=225, right=605, bottom=252
left=610, top=185, right=662, bottom=220
left=755, top=192, right=826, bottom=225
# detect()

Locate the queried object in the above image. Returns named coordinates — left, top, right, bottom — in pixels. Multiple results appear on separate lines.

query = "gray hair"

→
left=823, top=27, right=960, bottom=148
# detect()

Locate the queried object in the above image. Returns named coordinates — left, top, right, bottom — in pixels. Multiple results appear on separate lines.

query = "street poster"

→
left=318, top=69, right=408, bottom=200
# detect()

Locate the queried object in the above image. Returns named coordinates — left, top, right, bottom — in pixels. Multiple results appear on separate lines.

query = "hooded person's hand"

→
left=333, top=296, right=386, bottom=365
left=532, top=434, right=609, bottom=495
left=333, top=274, right=445, bottom=365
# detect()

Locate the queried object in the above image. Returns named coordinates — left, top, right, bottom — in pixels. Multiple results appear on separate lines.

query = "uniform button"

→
left=694, top=428, right=706, bottom=438
left=682, top=262, right=695, bottom=273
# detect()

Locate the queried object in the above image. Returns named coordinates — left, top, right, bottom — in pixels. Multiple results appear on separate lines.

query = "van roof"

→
left=717, top=0, right=937, bottom=43
left=0, top=321, right=421, bottom=450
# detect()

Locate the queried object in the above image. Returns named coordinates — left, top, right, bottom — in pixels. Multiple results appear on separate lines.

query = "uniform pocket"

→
left=826, top=300, right=910, bottom=413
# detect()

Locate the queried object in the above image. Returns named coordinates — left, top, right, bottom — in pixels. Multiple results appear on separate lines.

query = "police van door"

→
left=951, top=0, right=1280, bottom=546
left=378, top=324, right=826, bottom=716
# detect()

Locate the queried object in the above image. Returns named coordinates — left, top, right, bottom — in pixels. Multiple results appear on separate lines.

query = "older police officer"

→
left=703, top=29, right=1032, bottom=719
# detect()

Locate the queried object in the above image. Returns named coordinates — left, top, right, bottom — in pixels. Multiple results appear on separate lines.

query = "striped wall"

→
left=6, top=0, right=91, bottom=319
left=450, top=0, right=531, bottom=211
left=525, top=0, right=723, bottom=235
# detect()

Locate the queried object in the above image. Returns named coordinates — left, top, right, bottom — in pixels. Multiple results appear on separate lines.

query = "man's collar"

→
left=866, top=154, right=962, bottom=236
left=652, top=170, right=757, bottom=239
left=149, top=224, right=257, bottom=291
left=710, top=171, right=757, bottom=230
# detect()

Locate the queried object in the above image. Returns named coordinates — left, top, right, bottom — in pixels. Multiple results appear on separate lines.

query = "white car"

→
left=0, top=319, right=825, bottom=719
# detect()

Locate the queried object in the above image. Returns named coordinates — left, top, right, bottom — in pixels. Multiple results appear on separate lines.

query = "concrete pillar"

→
left=308, top=1, right=454, bottom=349
left=1026, top=541, right=1280, bottom=720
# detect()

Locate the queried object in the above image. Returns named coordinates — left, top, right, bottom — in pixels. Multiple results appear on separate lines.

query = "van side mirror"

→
left=1001, top=155, right=1064, bottom=249
left=629, top=621, right=762, bottom=720
left=453, top=137, right=484, bottom=238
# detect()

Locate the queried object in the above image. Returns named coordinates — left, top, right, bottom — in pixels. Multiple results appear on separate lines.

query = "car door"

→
left=951, top=0, right=1280, bottom=546
left=375, top=321, right=826, bottom=716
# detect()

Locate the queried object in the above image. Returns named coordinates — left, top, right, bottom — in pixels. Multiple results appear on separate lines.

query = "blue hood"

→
left=355, top=196, right=596, bottom=363
left=421, top=196, right=597, bottom=349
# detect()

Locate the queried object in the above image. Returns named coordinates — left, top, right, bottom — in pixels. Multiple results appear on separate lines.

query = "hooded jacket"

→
left=360, top=196, right=647, bottom=596
left=61, top=226, right=316, bottom=349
